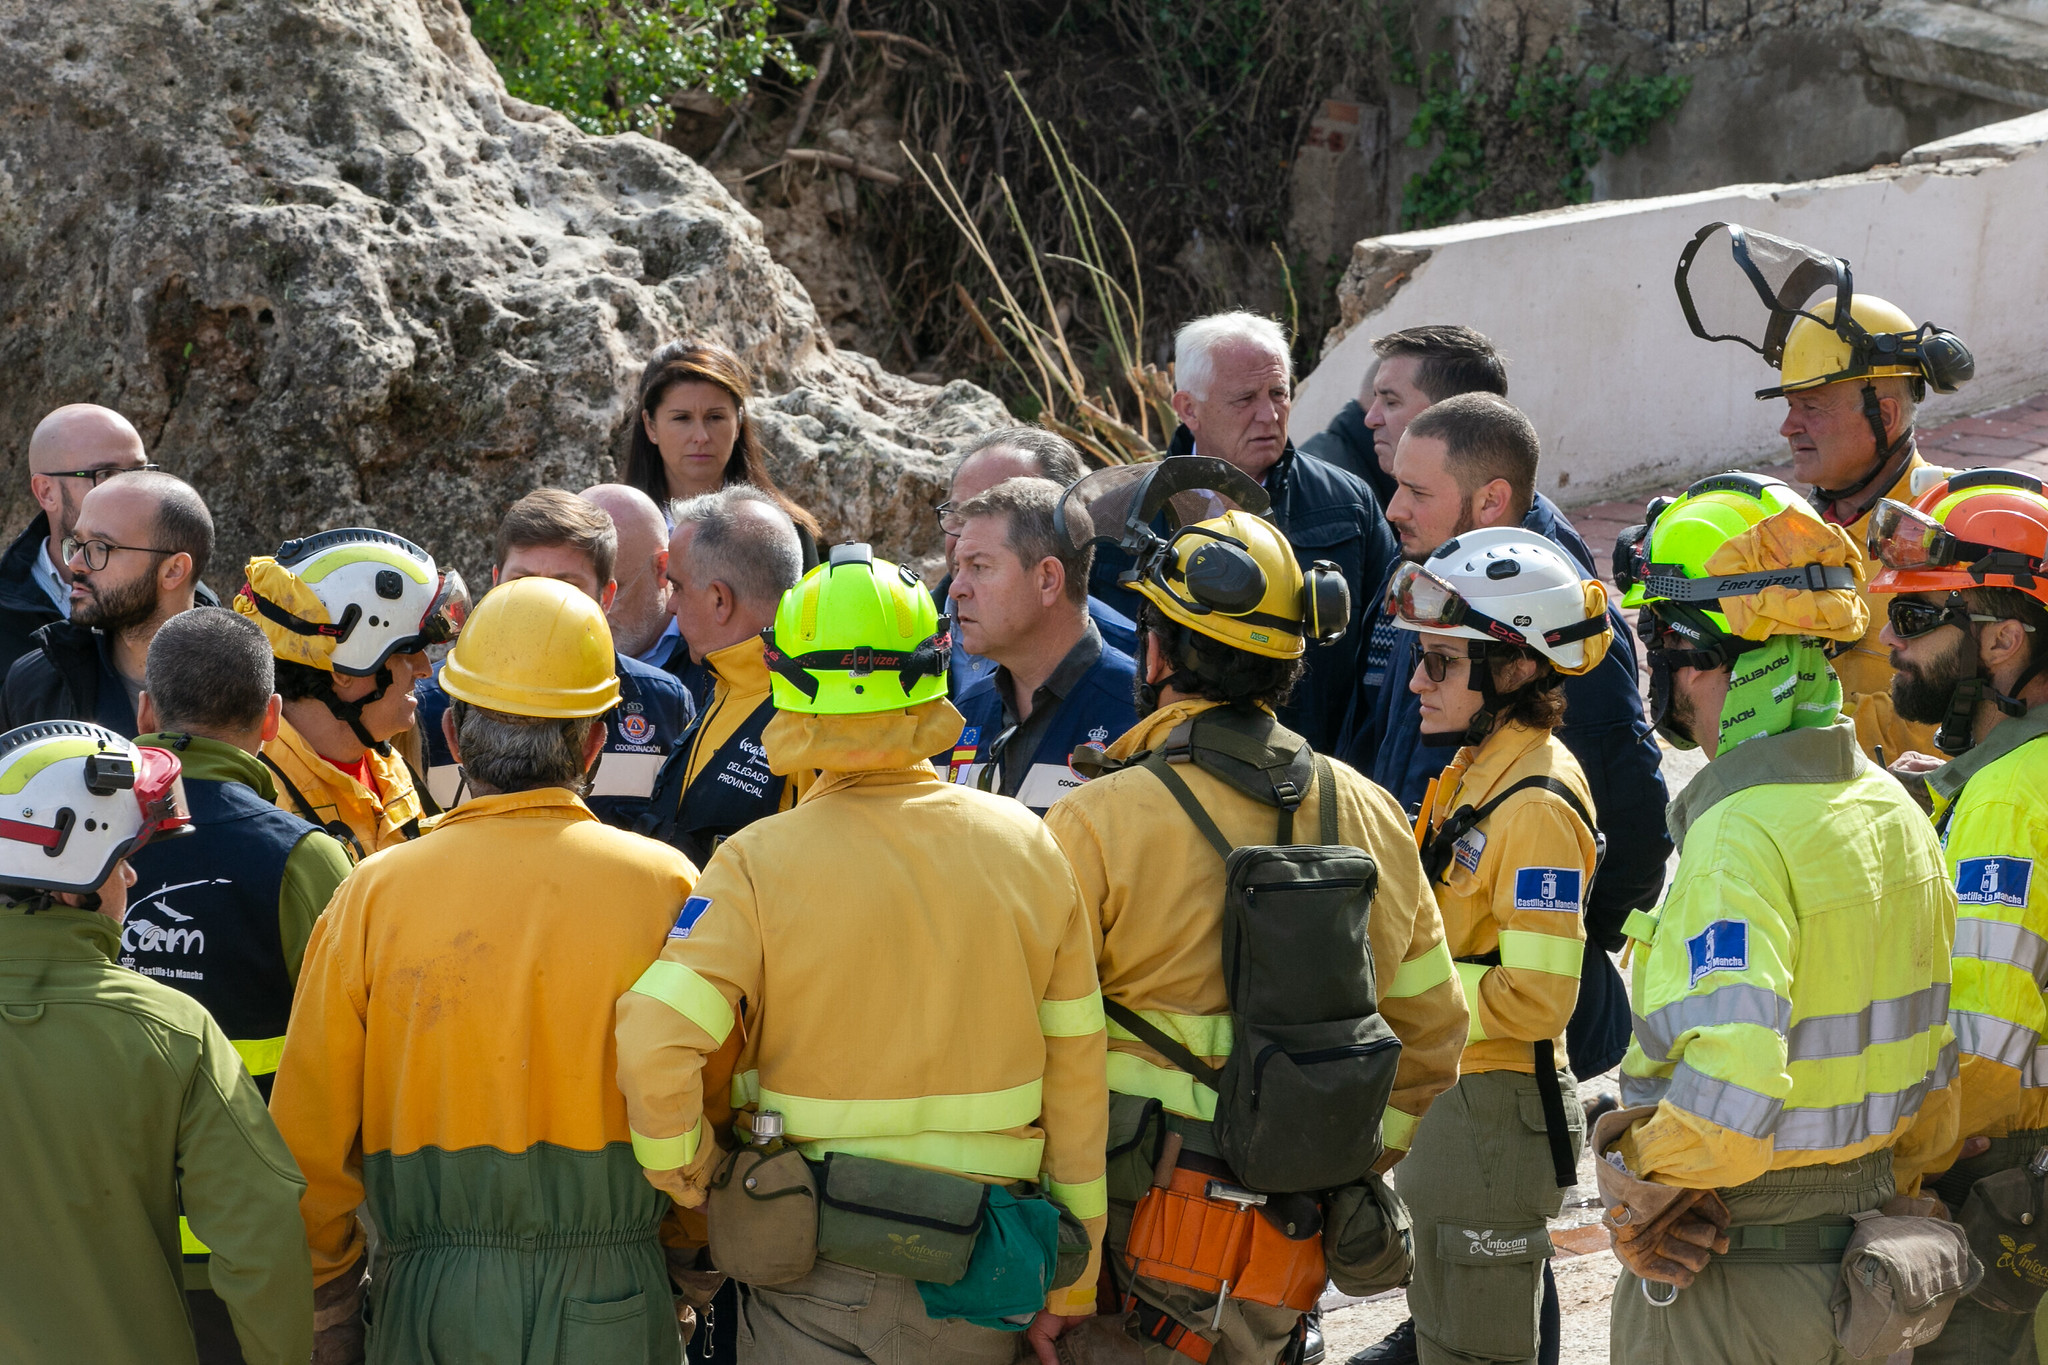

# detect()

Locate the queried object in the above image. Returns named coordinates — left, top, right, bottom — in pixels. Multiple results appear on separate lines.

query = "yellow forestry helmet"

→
left=1763, top=295, right=1950, bottom=398
left=1132, top=509, right=1349, bottom=660
left=764, top=543, right=951, bottom=715
left=439, top=577, right=620, bottom=719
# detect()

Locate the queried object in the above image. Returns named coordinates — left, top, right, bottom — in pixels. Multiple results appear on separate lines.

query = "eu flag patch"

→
left=668, top=895, right=713, bottom=940
left=1687, top=919, right=1748, bottom=987
left=1956, top=856, right=2034, bottom=909
left=1512, top=866, right=1581, bottom=912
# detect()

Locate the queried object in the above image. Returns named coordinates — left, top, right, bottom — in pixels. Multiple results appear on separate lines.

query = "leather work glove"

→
left=643, top=1132, right=728, bottom=1209
left=1592, top=1105, right=1731, bottom=1288
left=313, top=1257, right=368, bottom=1365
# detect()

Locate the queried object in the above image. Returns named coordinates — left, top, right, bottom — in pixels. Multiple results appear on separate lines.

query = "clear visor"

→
left=131, top=747, right=192, bottom=848
left=1385, top=560, right=1473, bottom=630
left=1867, top=499, right=1956, bottom=571
left=1056, top=457, right=1270, bottom=556
left=1675, top=222, right=1854, bottom=364
left=410, top=574, right=463, bottom=649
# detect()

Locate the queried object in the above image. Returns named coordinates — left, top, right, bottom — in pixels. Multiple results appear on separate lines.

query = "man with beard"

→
left=1605, top=472, right=1958, bottom=1365
left=0, top=470, right=212, bottom=735
left=1863, top=470, right=2048, bottom=1365
left=0, top=404, right=155, bottom=672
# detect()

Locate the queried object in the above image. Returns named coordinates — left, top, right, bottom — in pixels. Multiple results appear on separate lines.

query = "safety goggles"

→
left=1885, top=594, right=2034, bottom=641
left=408, top=575, right=463, bottom=650
left=1386, top=560, right=1604, bottom=652
left=1868, top=499, right=1969, bottom=572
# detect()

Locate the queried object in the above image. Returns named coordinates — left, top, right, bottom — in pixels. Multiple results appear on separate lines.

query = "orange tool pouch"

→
left=1122, top=1163, right=1325, bottom=1312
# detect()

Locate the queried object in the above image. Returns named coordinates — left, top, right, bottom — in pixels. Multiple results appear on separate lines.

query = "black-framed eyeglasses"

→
left=1885, top=594, right=2031, bottom=641
left=932, top=501, right=967, bottom=536
left=1417, top=646, right=1479, bottom=683
left=62, top=536, right=175, bottom=572
left=44, top=463, right=160, bottom=486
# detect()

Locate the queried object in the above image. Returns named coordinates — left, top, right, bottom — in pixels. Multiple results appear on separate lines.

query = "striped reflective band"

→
left=800, top=1131, right=1045, bottom=1181
left=1047, top=1175, right=1109, bottom=1220
left=1952, top=1011, right=2039, bottom=1070
left=1622, top=908, right=1661, bottom=944
left=630, top=1118, right=705, bottom=1170
left=2025, top=1048, right=2048, bottom=1089
left=1039, top=992, right=1106, bottom=1038
left=1619, top=1070, right=1670, bottom=1108
left=1105, top=1008, right=1232, bottom=1059
left=1633, top=983, right=1792, bottom=1061
left=1786, top=984, right=1952, bottom=1062
left=1955, top=917, right=2048, bottom=985
left=760, top=1080, right=1042, bottom=1139
left=232, top=1035, right=287, bottom=1077
left=1388, top=940, right=1454, bottom=999
left=1382, top=1105, right=1421, bottom=1152
left=180, top=1216, right=210, bottom=1256
left=1454, top=961, right=1490, bottom=1044
left=1665, top=1062, right=1784, bottom=1139
left=628, top=960, right=735, bottom=1046
left=1107, top=1050, right=1217, bottom=1121
left=1775, top=1040, right=1959, bottom=1151
left=731, top=1069, right=762, bottom=1109
left=1497, top=930, right=1582, bottom=978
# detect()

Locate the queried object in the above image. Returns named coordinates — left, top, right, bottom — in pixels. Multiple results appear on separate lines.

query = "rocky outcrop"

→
left=0, top=0, right=1007, bottom=582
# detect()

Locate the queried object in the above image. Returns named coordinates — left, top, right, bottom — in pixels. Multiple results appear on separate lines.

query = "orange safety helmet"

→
left=1867, top=469, right=2048, bottom=607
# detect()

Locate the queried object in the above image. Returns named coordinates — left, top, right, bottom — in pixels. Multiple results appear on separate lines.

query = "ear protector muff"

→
left=1182, top=538, right=1267, bottom=613
left=1301, top=560, right=1350, bottom=644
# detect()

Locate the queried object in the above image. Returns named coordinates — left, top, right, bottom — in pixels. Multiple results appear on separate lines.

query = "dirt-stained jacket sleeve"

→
left=1036, top=863, right=1109, bottom=1314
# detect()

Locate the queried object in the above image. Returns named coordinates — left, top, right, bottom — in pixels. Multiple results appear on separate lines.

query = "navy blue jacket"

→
left=932, top=575, right=1136, bottom=698
left=1089, top=433, right=1400, bottom=753
left=949, top=643, right=1138, bottom=815
left=1299, top=398, right=1400, bottom=509
left=0, top=514, right=63, bottom=679
left=1340, top=494, right=1671, bottom=952
left=417, top=650, right=695, bottom=830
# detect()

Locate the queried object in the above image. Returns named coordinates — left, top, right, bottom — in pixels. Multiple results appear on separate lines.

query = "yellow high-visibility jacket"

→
left=1829, top=453, right=1947, bottom=764
left=1917, top=710, right=2048, bottom=1179
left=261, top=715, right=425, bottom=859
left=1042, top=698, right=1466, bottom=1159
left=1618, top=719, right=1960, bottom=1190
left=1421, top=721, right=1593, bottom=1074
left=614, top=700, right=1110, bottom=1316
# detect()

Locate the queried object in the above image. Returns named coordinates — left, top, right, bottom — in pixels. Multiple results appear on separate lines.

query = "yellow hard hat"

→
left=1131, top=509, right=1348, bottom=659
left=439, top=577, right=620, bottom=719
left=1763, top=295, right=1920, bottom=396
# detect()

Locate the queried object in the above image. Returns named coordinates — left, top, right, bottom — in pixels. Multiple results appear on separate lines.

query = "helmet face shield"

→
left=130, top=747, right=192, bottom=852
left=1055, top=457, right=1271, bottom=560
left=1675, top=222, right=1853, bottom=365
left=405, top=575, right=463, bottom=653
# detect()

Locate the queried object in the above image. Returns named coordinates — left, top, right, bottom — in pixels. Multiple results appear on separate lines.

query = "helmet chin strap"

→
left=315, top=665, right=397, bottom=757
left=1935, top=634, right=2040, bottom=757
left=1812, top=382, right=1914, bottom=514
left=1423, top=646, right=1518, bottom=749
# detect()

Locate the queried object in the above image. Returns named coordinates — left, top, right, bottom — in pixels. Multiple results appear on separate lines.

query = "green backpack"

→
left=1099, top=705, right=1403, bottom=1194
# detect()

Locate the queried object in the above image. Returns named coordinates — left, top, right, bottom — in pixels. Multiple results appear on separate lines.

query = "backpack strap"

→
left=1142, top=754, right=1235, bottom=861
left=1315, top=753, right=1338, bottom=847
left=1421, top=775, right=1596, bottom=885
left=1103, top=998, right=1223, bottom=1090
left=258, top=753, right=368, bottom=863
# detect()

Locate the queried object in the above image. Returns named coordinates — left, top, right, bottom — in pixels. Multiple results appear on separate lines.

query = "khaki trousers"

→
left=1610, top=1150, right=1893, bottom=1365
left=735, top=1258, right=1019, bottom=1364
left=1401, top=1070, right=1584, bottom=1365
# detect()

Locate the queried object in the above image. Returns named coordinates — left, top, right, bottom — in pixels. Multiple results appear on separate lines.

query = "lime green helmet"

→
left=762, top=544, right=951, bottom=715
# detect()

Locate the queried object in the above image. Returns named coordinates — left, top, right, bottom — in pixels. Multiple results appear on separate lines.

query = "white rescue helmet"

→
left=0, top=722, right=190, bottom=897
left=236, top=529, right=458, bottom=678
left=1387, top=527, right=1612, bottom=676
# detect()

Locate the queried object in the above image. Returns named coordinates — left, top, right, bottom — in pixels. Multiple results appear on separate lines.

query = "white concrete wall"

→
left=1294, top=109, right=2048, bottom=505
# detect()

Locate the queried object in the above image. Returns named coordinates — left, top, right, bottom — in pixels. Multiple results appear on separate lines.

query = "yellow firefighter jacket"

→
left=1420, top=721, right=1593, bottom=1074
left=261, top=715, right=425, bottom=859
left=1041, top=698, right=1466, bottom=1158
left=613, top=700, right=1110, bottom=1316
left=270, top=788, right=697, bottom=1357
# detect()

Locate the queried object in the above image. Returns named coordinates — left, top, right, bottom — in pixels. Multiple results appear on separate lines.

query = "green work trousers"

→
left=1921, top=1128, right=2048, bottom=1365
left=734, top=1258, right=1020, bottom=1364
left=1402, top=1069, right=1584, bottom=1365
left=1611, top=1149, right=1893, bottom=1365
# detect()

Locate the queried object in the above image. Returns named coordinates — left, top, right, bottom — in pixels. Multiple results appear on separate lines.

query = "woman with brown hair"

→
left=623, top=339, right=823, bottom=567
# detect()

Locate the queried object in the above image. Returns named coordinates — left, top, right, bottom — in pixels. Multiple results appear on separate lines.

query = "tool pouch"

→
left=1958, top=1153, right=2048, bottom=1314
left=1322, top=1173, right=1414, bottom=1297
left=813, top=1153, right=988, bottom=1285
left=1829, top=1198, right=1983, bottom=1359
left=705, top=1145, right=818, bottom=1287
left=1123, top=1165, right=1323, bottom=1311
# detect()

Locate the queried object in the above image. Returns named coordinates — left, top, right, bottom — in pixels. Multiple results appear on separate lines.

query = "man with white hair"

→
left=1092, top=312, right=1398, bottom=751
left=0, top=404, right=155, bottom=672
left=581, top=482, right=681, bottom=668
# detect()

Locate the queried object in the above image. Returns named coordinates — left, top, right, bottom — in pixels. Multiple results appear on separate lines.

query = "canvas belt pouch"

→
left=705, top=1144, right=818, bottom=1287
left=1322, top=1173, right=1414, bottom=1297
left=813, top=1153, right=988, bottom=1285
left=1958, top=1145, right=2048, bottom=1314
left=1829, top=1197, right=1984, bottom=1359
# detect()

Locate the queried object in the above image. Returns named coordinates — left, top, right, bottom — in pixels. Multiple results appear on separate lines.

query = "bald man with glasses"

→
left=0, top=405, right=157, bottom=672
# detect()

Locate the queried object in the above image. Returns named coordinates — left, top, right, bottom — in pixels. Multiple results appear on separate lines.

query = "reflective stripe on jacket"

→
left=1042, top=697, right=1465, bottom=1158
left=614, top=701, right=1109, bottom=1316
left=1424, top=722, right=1593, bottom=1074
left=1618, top=719, right=1960, bottom=1189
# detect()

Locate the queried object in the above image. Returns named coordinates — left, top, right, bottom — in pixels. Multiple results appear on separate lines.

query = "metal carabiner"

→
left=1640, top=1277, right=1681, bottom=1308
